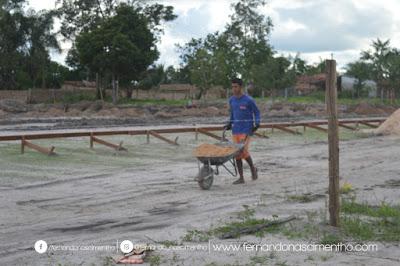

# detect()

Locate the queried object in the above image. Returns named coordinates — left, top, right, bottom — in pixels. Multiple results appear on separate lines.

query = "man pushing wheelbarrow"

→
left=224, top=77, right=261, bottom=184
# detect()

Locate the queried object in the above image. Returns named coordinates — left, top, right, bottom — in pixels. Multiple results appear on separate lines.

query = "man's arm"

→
left=224, top=99, right=234, bottom=130
left=250, top=99, right=261, bottom=132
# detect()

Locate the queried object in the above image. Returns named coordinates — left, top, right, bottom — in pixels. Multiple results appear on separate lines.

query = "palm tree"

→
left=361, top=39, right=391, bottom=99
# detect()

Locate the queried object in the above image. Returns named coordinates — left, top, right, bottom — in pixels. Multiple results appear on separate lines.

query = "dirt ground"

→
left=0, top=99, right=398, bottom=132
left=0, top=125, right=399, bottom=265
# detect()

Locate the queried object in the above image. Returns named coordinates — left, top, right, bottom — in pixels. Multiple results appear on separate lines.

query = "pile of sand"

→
left=154, top=111, right=178, bottom=118
left=47, top=107, right=66, bottom=116
left=193, top=143, right=237, bottom=158
left=376, top=108, right=400, bottom=135
left=353, top=102, right=386, bottom=116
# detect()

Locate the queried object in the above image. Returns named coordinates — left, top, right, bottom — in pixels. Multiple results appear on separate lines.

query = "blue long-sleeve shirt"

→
left=228, top=94, right=261, bottom=135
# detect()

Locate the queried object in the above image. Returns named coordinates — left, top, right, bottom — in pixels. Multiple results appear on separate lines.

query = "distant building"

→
left=295, top=74, right=377, bottom=97
left=295, top=74, right=326, bottom=95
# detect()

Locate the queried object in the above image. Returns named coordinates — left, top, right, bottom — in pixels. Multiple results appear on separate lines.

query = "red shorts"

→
left=232, top=134, right=251, bottom=159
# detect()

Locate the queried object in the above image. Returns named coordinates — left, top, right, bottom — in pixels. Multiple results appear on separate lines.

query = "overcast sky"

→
left=29, top=0, right=400, bottom=70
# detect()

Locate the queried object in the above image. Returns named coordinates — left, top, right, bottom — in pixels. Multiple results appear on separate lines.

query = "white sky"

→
left=28, top=0, right=400, bottom=71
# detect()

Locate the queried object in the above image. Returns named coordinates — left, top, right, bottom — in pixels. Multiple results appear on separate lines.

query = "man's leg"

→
left=233, top=159, right=245, bottom=184
left=245, top=156, right=258, bottom=180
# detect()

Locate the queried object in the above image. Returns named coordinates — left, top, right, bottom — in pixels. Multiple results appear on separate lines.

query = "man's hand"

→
left=252, top=124, right=260, bottom=133
left=223, top=123, right=232, bottom=130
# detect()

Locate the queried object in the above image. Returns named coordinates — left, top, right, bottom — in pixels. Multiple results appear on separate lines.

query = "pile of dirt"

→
left=203, top=106, right=221, bottom=116
left=193, top=143, right=237, bottom=157
left=0, top=99, right=28, bottom=113
left=375, top=108, right=400, bottom=135
left=121, top=108, right=143, bottom=117
left=353, top=102, right=386, bottom=115
left=45, top=107, right=66, bottom=117
left=154, top=111, right=178, bottom=118
left=181, top=108, right=200, bottom=116
left=96, top=107, right=120, bottom=117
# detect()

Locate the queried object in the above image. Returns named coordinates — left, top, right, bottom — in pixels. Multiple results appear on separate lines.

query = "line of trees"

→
left=0, top=0, right=177, bottom=104
left=58, top=0, right=177, bottom=103
left=346, top=39, right=400, bottom=100
left=2, top=0, right=400, bottom=102
left=0, top=0, right=71, bottom=89
left=174, top=0, right=331, bottom=99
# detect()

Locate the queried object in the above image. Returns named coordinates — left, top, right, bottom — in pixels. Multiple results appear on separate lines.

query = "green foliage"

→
left=341, top=198, right=400, bottom=241
left=137, top=64, right=166, bottom=90
left=61, top=1, right=176, bottom=101
left=62, top=91, right=96, bottom=104
left=342, top=198, right=400, bottom=218
left=319, top=234, right=343, bottom=245
left=74, top=4, right=158, bottom=78
left=182, top=229, right=211, bottom=242
left=345, top=60, right=373, bottom=97
left=361, top=38, right=400, bottom=96
left=0, top=0, right=73, bottom=89
left=178, top=0, right=276, bottom=98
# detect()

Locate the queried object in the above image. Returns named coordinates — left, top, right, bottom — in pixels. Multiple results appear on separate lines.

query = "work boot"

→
left=233, top=178, right=245, bottom=185
left=251, top=167, right=258, bottom=180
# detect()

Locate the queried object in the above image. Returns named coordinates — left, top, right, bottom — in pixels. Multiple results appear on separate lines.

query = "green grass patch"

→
left=61, top=91, right=97, bottom=104
left=341, top=198, right=400, bottom=241
left=158, top=240, right=180, bottom=247
left=211, top=218, right=281, bottom=238
left=182, top=229, right=211, bottom=242
left=145, top=254, right=162, bottom=266
left=319, top=234, right=343, bottom=245
left=286, top=193, right=322, bottom=203
left=342, top=199, right=400, bottom=218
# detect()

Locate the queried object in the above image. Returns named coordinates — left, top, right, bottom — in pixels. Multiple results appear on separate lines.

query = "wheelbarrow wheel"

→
left=197, top=165, right=214, bottom=190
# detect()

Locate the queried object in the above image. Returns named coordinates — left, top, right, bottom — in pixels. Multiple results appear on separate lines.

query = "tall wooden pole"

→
left=326, top=59, right=340, bottom=226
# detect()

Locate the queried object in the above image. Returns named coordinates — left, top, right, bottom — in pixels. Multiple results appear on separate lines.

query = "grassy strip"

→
left=341, top=198, right=400, bottom=241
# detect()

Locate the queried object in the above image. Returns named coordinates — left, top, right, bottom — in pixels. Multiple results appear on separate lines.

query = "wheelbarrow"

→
left=194, top=130, right=246, bottom=190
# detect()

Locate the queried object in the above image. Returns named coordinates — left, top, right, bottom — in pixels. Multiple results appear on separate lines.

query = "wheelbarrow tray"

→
left=196, top=142, right=245, bottom=165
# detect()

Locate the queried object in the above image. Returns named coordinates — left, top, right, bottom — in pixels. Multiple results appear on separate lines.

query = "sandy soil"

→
left=0, top=128, right=399, bottom=265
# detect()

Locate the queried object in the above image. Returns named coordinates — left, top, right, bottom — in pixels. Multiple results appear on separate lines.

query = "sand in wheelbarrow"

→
left=193, top=143, right=237, bottom=157
left=375, top=108, right=400, bottom=135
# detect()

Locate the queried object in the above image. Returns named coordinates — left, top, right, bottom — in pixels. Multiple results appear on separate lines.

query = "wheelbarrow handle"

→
left=222, top=128, right=228, bottom=141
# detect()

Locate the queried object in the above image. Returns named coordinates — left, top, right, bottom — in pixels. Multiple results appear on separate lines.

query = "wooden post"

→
left=21, top=137, right=56, bottom=155
left=90, top=134, right=127, bottom=151
left=197, top=128, right=223, bottom=141
left=326, top=59, right=340, bottom=227
left=90, top=132, right=94, bottom=148
left=148, top=131, right=179, bottom=146
left=21, top=136, right=25, bottom=154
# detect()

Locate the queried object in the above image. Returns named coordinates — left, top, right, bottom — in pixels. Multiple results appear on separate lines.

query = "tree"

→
left=178, top=0, right=275, bottom=98
left=0, top=0, right=61, bottom=90
left=164, top=65, right=190, bottom=84
left=58, top=0, right=176, bottom=101
left=225, top=0, right=273, bottom=83
left=361, top=39, right=391, bottom=99
left=24, top=9, right=60, bottom=88
left=0, top=0, right=28, bottom=89
left=74, top=4, right=159, bottom=104
left=137, top=64, right=165, bottom=91
left=290, top=53, right=309, bottom=76
left=56, top=0, right=176, bottom=40
left=345, top=61, right=373, bottom=98
left=251, top=56, right=295, bottom=97
left=385, top=49, right=400, bottom=100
